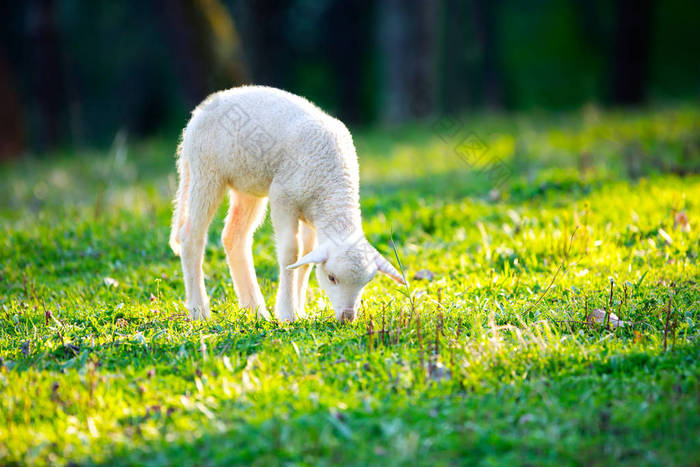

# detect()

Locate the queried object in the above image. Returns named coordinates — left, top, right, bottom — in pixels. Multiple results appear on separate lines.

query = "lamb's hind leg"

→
left=180, top=174, right=224, bottom=320
left=222, top=190, right=270, bottom=320
left=296, top=221, right=316, bottom=317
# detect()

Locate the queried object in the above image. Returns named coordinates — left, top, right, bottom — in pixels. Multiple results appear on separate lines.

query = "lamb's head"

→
left=287, top=237, right=406, bottom=322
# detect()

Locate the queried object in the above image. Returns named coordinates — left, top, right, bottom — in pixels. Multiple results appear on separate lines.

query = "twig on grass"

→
left=434, top=309, right=440, bottom=358
left=417, top=309, right=423, bottom=373
left=663, top=290, right=674, bottom=352
left=606, top=278, right=614, bottom=330
left=42, top=298, right=78, bottom=357
left=672, top=297, right=679, bottom=349
left=616, top=288, right=624, bottom=326
left=366, top=313, right=374, bottom=353
left=523, top=226, right=579, bottom=316
left=381, top=309, right=386, bottom=346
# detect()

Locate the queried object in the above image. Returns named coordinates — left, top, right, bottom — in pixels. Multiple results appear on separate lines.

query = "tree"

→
left=27, top=0, right=67, bottom=149
left=379, top=0, right=437, bottom=124
left=0, top=48, right=24, bottom=159
left=155, top=0, right=249, bottom=106
left=611, top=0, right=652, bottom=105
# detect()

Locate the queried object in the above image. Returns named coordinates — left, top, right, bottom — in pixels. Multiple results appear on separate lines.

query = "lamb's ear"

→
left=287, top=245, right=328, bottom=270
left=374, top=253, right=407, bottom=285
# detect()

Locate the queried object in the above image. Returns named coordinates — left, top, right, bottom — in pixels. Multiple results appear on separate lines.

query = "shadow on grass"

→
left=9, top=314, right=358, bottom=373
left=92, top=344, right=700, bottom=466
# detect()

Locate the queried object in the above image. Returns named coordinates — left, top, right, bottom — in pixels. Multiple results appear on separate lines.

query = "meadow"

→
left=0, top=105, right=698, bottom=465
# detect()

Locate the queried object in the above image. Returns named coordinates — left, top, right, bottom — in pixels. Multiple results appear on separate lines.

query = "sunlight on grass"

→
left=0, top=106, right=698, bottom=465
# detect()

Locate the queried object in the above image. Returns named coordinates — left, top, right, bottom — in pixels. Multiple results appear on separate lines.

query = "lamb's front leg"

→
left=296, top=221, right=316, bottom=317
left=270, top=202, right=300, bottom=322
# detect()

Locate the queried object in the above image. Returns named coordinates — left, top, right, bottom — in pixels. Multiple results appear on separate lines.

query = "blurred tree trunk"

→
left=194, top=0, right=249, bottom=86
left=156, top=0, right=249, bottom=106
left=324, top=0, right=372, bottom=124
left=411, top=0, right=437, bottom=118
left=0, top=49, right=24, bottom=159
left=470, top=0, right=503, bottom=109
left=379, top=0, right=407, bottom=123
left=611, top=0, right=652, bottom=105
left=27, top=0, right=66, bottom=150
left=380, top=0, right=437, bottom=124
left=240, top=0, right=292, bottom=88
left=156, top=0, right=208, bottom=105
left=440, top=0, right=472, bottom=114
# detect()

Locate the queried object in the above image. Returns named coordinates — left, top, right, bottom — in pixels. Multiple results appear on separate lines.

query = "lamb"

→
left=169, top=86, right=405, bottom=322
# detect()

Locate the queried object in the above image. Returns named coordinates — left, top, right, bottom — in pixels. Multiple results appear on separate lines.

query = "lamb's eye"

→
left=328, top=274, right=337, bottom=284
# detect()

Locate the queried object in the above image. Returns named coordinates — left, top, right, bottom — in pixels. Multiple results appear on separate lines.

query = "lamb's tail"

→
left=169, top=142, right=190, bottom=256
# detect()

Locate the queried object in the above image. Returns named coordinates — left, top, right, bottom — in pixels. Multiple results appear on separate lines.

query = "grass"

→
left=1, top=105, right=699, bottom=466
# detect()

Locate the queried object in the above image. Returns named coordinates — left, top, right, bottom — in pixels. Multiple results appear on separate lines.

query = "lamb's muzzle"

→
left=169, top=85, right=406, bottom=322
left=339, top=308, right=356, bottom=323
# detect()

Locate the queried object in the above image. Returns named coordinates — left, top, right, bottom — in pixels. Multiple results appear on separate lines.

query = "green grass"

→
left=1, top=105, right=699, bottom=466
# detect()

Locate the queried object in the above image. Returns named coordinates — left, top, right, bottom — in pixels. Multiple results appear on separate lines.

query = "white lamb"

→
left=169, top=86, right=405, bottom=322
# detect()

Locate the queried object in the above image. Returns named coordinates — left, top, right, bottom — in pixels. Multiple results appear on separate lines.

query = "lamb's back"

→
left=196, top=86, right=329, bottom=142
left=181, top=86, right=344, bottom=197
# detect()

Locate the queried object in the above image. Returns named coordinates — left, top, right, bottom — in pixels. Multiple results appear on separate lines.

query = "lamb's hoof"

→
left=256, top=306, right=271, bottom=321
left=274, top=308, right=296, bottom=323
left=187, top=304, right=210, bottom=321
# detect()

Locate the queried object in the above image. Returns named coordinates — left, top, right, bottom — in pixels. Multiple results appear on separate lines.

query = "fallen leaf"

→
left=87, top=417, right=99, bottom=437
left=673, top=210, right=690, bottom=233
left=658, top=228, right=673, bottom=245
left=428, top=361, right=451, bottom=382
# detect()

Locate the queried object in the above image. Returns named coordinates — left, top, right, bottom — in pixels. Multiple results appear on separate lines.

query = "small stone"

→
left=374, top=446, right=387, bottom=456
left=587, top=308, right=627, bottom=329
left=519, top=413, right=535, bottom=425
left=20, top=341, right=30, bottom=357
left=413, top=269, right=435, bottom=281
left=428, top=361, right=451, bottom=382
